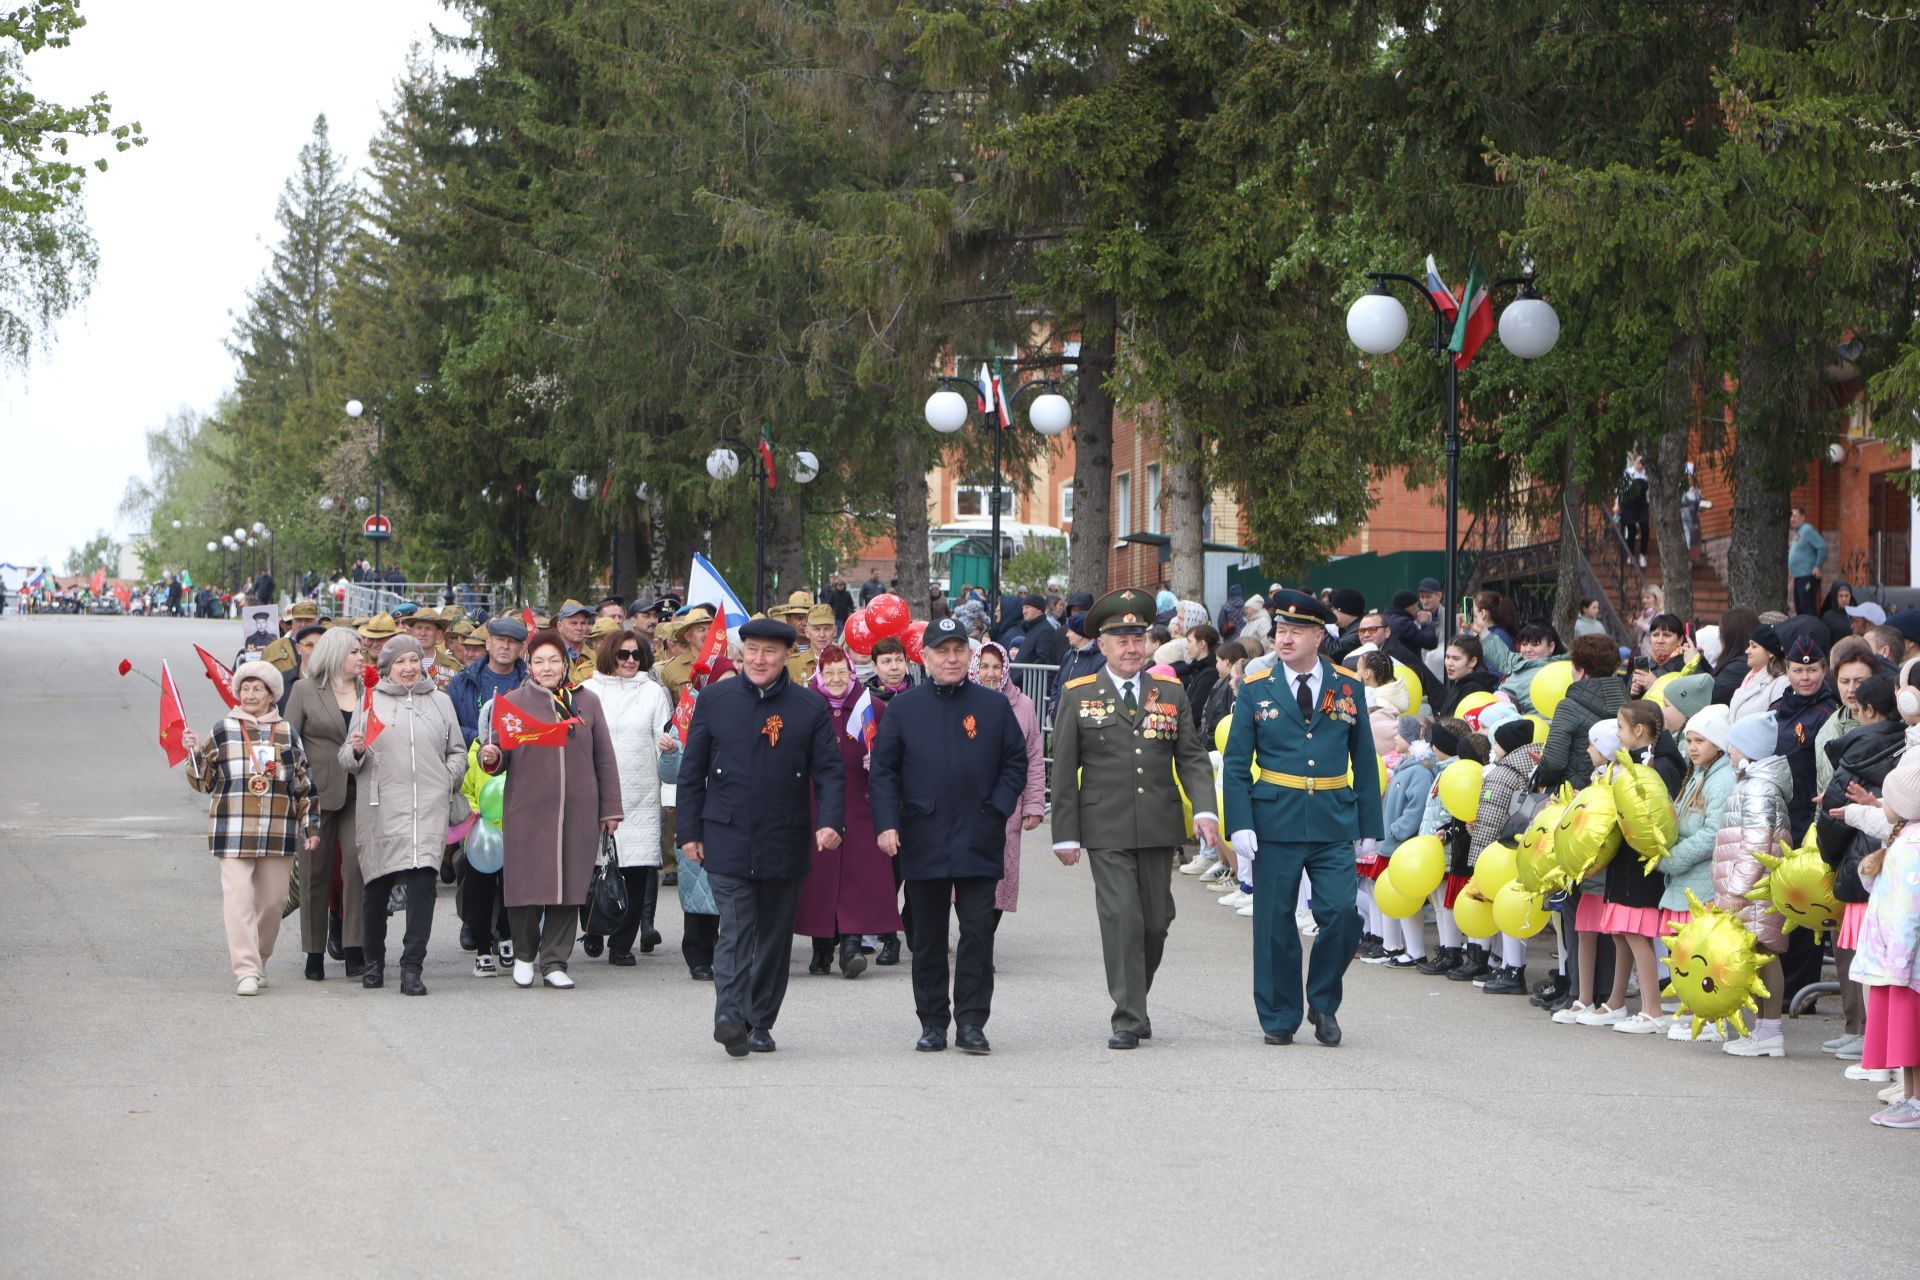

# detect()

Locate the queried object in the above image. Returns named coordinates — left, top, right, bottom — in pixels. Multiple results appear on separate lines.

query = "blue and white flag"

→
left=688, top=552, right=749, bottom=629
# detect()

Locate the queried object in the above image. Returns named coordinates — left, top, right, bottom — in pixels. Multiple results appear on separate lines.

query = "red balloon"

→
left=866, top=593, right=910, bottom=639
left=842, top=609, right=875, bottom=656
left=902, top=619, right=930, bottom=665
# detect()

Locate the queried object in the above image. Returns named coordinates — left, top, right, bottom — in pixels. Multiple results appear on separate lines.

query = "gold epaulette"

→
left=1064, top=674, right=1098, bottom=690
left=1332, top=664, right=1358, bottom=679
left=1243, top=668, right=1272, bottom=684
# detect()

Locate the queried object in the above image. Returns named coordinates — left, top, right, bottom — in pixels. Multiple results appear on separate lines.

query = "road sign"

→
left=363, top=515, right=393, bottom=540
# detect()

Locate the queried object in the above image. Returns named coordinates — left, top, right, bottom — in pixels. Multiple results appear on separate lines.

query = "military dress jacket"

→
left=1221, top=659, right=1384, bottom=846
left=1050, top=668, right=1214, bottom=851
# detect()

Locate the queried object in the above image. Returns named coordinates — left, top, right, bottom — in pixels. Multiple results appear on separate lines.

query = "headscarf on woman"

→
left=807, top=644, right=862, bottom=710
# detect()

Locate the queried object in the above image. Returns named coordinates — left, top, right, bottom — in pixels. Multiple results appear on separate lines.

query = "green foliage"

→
left=63, top=528, right=115, bottom=576
left=1004, top=536, right=1068, bottom=593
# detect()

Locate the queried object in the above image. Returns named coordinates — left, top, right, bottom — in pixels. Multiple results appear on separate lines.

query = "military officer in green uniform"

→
left=1222, top=589, right=1382, bottom=1048
left=1051, top=587, right=1217, bottom=1049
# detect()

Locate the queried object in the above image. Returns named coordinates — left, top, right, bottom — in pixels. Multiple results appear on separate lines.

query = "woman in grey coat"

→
left=284, top=627, right=368, bottom=981
left=342, top=636, right=467, bottom=995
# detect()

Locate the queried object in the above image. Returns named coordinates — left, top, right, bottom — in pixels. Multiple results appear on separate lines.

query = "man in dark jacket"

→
left=859, top=572, right=885, bottom=605
left=1385, top=589, right=1438, bottom=654
left=869, top=617, right=1027, bottom=1054
left=1013, top=593, right=1063, bottom=669
left=678, top=617, right=846, bottom=1057
left=1050, top=613, right=1106, bottom=716
left=1326, top=587, right=1367, bottom=663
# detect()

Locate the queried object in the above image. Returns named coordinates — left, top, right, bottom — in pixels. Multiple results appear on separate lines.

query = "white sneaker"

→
left=1207, top=875, right=1237, bottom=892
left=1551, top=1001, right=1593, bottom=1025
left=255, top=974, right=269, bottom=989
left=1180, top=854, right=1215, bottom=876
left=498, top=940, right=515, bottom=962
left=1576, top=1003, right=1628, bottom=1027
left=1361, top=949, right=1398, bottom=966
left=1869, top=1096, right=1920, bottom=1129
left=1295, top=910, right=1319, bottom=937
left=1822, top=1032, right=1857, bottom=1052
left=512, top=960, right=535, bottom=987
left=1219, top=889, right=1250, bottom=908
left=1722, top=1032, right=1785, bottom=1058
left=1846, top=1063, right=1893, bottom=1083
left=1613, top=1012, right=1670, bottom=1035
left=1200, top=862, right=1230, bottom=884
left=1666, top=1017, right=1723, bottom=1042
left=1667, top=1018, right=1693, bottom=1041
left=1879, top=1082, right=1907, bottom=1104
left=1237, top=900, right=1255, bottom=917
left=235, top=975, right=260, bottom=997
left=1834, top=1035, right=1866, bottom=1060
left=543, top=970, right=575, bottom=989
left=1638, top=554, right=1648, bottom=568
left=472, top=955, right=499, bottom=978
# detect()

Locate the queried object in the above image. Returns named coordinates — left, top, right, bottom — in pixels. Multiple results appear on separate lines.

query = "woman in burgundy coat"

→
left=796, top=646, right=902, bottom=977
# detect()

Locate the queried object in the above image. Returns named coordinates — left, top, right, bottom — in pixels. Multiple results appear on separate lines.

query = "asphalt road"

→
left=1, top=614, right=1911, bottom=1278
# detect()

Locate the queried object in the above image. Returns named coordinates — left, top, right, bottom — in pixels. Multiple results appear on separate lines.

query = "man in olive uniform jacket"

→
left=1222, top=589, right=1383, bottom=1049
left=1051, top=587, right=1218, bottom=1049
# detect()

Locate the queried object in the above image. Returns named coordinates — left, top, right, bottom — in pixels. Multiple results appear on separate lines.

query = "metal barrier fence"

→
left=1007, top=661, right=1058, bottom=782
left=340, top=581, right=504, bottom=619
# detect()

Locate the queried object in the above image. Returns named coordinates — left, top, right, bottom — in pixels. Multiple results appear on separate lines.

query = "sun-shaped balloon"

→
left=1611, top=749, right=1678, bottom=872
left=1744, top=840, right=1843, bottom=945
left=1516, top=797, right=1569, bottom=893
left=1663, top=889, right=1771, bottom=1040
left=1554, top=781, right=1622, bottom=882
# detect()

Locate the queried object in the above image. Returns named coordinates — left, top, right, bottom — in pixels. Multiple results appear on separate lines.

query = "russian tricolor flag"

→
left=845, top=687, right=878, bottom=749
left=1425, top=255, right=1460, bottom=323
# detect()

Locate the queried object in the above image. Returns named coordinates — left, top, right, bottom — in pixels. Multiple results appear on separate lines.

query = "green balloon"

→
left=478, top=774, right=506, bottom=824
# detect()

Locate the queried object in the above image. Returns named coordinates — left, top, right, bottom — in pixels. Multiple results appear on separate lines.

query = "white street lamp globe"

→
left=1498, top=296, right=1560, bottom=360
left=571, top=474, right=593, bottom=501
left=318, top=495, right=335, bottom=512
left=233, top=527, right=247, bottom=541
left=354, top=496, right=370, bottom=511
left=792, top=450, right=820, bottom=484
left=345, top=399, right=364, bottom=419
left=1345, top=290, right=1409, bottom=355
left=221, top=536, right=235, bottom=549
left=251, top=521, right=266, bottom=535
left=206, top=541, right=218, bottom=553
left=635, top=482, right=650, bottom=502
left=171, top=519, right=183, bottom=530
left=1028, top=392, right=1072, bottom=436
left=924, top=389, right=969, bottom=434
left=706, top=447, right=740, bottom=481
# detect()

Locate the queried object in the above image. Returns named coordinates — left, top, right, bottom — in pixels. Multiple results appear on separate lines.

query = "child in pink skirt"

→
left=1584, top=700, right=1684, bottom=1033
left=1556, top=719, right=1631, bottom=1025
left=1853, top=761, right=1920, bottom=1127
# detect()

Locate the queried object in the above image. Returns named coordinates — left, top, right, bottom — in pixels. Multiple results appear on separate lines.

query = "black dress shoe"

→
left=838, top=936, right=867, bottom=979
left=640, top=924, right=662, bottom=953
left=747, top=1029, right=776, bottom=1054
left=1308, top=1008, right=1342, bottom=1047
left=1417, top=946, right=1459, bottom=976
left=916, top=1028, right=947, bottom=1052
left=327, top=911, right=344, bottom=961
left=582, top=934, right=604, bottom=959
left=439, top=852, right=457, bottom=884
left=1530, top=974, right=1570, bottom=1008
left=1263, top=1030, right=1294, bottom=1045
left=1108, top=1030, right=1140, bottom=1050
left=689, top=965, right=715, bottom=981
left=609, top=951, right=637, bottom=967
left=1448, top=946, right=1493, bottom=983
left=1483, top=965, right=1527, bottom=995
left=876, top=936, right=901, bottom=966
left=399, top=969, right=427, bottom=996
left=808, top=939, right=833, bottom=976
left=361, top=962, right=385, bottom=990
left=343, top=946, right=366, bottom=978
left=1139, top=1021, right=1152, bottom=1041
left=304, top=953, right=325, bottom=981
left=661, top=871, right=678, bottom=887
left=955, top=1026, right=990, bottom=1055
left=715, top=1018, right=750, bottom=1057
left=459, top=923, right=477, bottom=953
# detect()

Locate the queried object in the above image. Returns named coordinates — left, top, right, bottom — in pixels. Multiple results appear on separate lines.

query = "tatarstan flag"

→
left=1448, top=252, right=1493, bottom=371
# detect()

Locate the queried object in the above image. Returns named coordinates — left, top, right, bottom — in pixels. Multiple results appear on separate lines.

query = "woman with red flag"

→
left=284, top=628, right=370, bottom=981
left=478, top=629, right=623, bottom=988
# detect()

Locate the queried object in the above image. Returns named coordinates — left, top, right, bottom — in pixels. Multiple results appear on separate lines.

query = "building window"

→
left=1059, top=482, right=1074, bottom=524
left=956, top=485, right=1016, bottom=522
left=1114, top=471, right=1131, bottom=545
left=1146, top=463, right=1162, bottom=535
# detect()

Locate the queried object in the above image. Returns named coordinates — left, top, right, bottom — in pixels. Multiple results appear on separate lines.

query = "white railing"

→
left=337, top=581, right=505, bottom=619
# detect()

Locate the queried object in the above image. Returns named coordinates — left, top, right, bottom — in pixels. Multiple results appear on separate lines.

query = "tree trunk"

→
left=1726, top=338, right=1792, bottom=615
left=1649, top=327, right=1698, bottom=621
left=1554, top=439, right=1585, bottom=643
left=768, top=478, right=806, bottom=605
left=1164, top=404, right=1205, bottom=602
left=1068, top=291, right=1117, bottom=600
left=892, top=426, right=932, bottom=620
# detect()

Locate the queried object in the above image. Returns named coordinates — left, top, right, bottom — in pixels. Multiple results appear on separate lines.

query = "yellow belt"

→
left=1256, top=767, right=1350, bottom=793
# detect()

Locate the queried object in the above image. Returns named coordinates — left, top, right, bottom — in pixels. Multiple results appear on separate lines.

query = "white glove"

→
left=1231, top=829, right=1259, bottom=865
left=1356, top=838, right=1377, bottom=858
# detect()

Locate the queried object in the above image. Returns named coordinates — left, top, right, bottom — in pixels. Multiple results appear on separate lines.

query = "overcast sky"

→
left=0, top=0, right=463, bottom=569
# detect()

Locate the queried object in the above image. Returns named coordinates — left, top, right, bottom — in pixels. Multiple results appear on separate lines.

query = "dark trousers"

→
left=361, top=867, right=436, bottom=972
left=681, top=912, right=719, bottom=972
left=1251, top=841, right=1357, bottom=1035
left=904, top=876, right=997, bottom=1032
left=459, top=867, right=510, bottom=951
left=1620, top=509, right=1650, bottom=557
left=709, top=872, right=804, bottom=1031
left=1087, top=847, right=1177, bottom=1034
left=607, top=866, right=660, bottom=956
left=507, top=905, right=576, bottom=975
left=1792, top=575, right=1819, bottom=617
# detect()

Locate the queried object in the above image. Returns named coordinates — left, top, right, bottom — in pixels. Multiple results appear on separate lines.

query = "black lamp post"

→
left=1345, top=270, right=1561, bottom=643
left=707, top=435, right=819, bottom=611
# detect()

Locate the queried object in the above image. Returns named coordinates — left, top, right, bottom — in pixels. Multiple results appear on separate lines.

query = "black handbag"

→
left=585, top=832, right=631, bottom=934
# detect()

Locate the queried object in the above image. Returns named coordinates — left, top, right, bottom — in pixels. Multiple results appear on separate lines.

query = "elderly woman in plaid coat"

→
left=183, top=660, right=320, bottom=995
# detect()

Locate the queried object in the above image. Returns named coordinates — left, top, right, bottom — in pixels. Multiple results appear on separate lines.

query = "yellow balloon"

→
left=1646, top=671, right=1681, bottom=707
left=1176, top=771, right=1194, bottom=839
left=1392, top=661, right=1423, bottom=714
left=1454, top=690, right=1499, bottom=723
left=1516, top=800, right=1568, bottom=892
left=1529, top=661, right=1575, bottom=719
left=1374, top=873, right=1425, bottom=919
left=1453, top=887, right=1499, bottom=939
left=1491, top=881, right=1552, bottom=937
left=1438, top=759, right=1483, bottom=823
left=1611, top=749, right=1678, bottom=870
left=1664, top=888, right=1770, bottom=1039
left=1524, top=713, right=1550, bottom=743
left=1744, top=840, right=1843, bottom=943
left=1470, top=841, right=1520, bottom=900
left=1386, top=834, right=1446, bottom=900
left=1214, top=711, right=1233, bottom=754
left=1554, top=782, right=1622, bottom=881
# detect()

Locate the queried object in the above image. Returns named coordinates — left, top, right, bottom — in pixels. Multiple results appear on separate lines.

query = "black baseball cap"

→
left=923, top=617, right=969, bottom=648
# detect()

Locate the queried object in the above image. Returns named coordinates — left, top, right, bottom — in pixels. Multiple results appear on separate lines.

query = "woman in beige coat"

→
left=341, top=636, right=466, bottom=995
left=284, top=627, right=368, bottom=981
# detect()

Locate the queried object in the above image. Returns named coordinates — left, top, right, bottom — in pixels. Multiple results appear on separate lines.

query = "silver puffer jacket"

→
left=1711, top=754, right=1791, bottom=952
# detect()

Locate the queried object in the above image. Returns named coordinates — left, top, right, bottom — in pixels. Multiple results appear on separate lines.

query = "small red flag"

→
left=362, top=681, right=386, bottom=747
left=192, top=644, right=240, bottom=708
left=757, top=436, right=777, bottom=490
left=159, top=660, right=189, bottom=768
left=492, top=694, right=578, bottom=749
left=89, top=566, right=105, bottom=595
left=675, top=611, right=730, bottom=745
left=521, top=607, right=537, bottom=633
